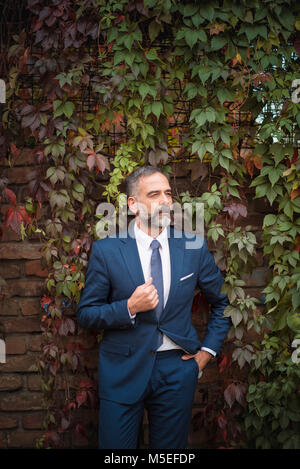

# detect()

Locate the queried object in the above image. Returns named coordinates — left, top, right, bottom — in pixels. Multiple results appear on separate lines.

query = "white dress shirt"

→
left=128, top=222, right=216, bottom=376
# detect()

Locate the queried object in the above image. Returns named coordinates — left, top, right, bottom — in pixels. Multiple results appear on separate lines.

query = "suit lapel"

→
left=118, top=226, right=185, bottom=319
left=119, top=234, right=145, bottom=288
left=160, top=227, right=185, bottom=320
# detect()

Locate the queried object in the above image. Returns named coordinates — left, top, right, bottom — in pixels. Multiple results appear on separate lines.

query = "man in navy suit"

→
left=77, top=166, right=231, bottom=449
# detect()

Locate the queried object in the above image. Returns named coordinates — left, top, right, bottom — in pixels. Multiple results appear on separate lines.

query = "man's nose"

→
left=160, top=193, right=171, bottom=205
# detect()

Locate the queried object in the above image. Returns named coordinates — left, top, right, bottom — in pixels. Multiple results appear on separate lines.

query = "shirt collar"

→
left=134, top=220, right=168, bottom=250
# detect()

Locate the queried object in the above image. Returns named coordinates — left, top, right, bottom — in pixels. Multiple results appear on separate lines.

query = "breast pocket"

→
left=179, top=272, right=194, bottom=282
left=177, top=272, right=197, bottom=301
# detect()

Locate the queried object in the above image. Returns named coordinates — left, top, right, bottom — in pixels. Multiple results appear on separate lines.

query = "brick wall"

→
left=0, top=155, right=269, bottom=448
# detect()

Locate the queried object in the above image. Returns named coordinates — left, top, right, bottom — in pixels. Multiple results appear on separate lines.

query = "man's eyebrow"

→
left=146, top=189, right=172, bottom=196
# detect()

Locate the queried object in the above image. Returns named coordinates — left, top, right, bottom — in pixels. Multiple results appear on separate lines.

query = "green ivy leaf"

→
left=200, top=5, right=214, bottom=22
left=211, top=36, right=227, bottom=50
left=268, top=168, right=281, bottom=186
left=263, top=214, right=277, bottom=227
left=151, top=101, right=163, bottom=119
left=148, top=20, right=161, bottom=42
left=63, top=102, right=75, bottom=119
left=184, top=29, right=199, bottom=48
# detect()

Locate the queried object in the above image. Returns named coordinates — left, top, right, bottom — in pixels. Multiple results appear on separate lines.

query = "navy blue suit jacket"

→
left=76, top=226, right=230, bottom=404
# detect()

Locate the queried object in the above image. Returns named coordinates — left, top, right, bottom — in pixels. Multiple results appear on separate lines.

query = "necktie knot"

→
left=150, top=239, right=161, bottom=250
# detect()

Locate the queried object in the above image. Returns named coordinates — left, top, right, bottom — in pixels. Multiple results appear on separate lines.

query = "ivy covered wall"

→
left=0, top=0, right=299, bottom=449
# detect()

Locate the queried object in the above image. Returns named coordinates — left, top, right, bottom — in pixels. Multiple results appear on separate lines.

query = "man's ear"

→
left=128, top=196, right=138, bottom=215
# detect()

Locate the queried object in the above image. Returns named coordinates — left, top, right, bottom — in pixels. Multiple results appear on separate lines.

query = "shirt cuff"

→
left=127, top=303, right=136, bottom=324
left=201, top=347, right=216, bottom=357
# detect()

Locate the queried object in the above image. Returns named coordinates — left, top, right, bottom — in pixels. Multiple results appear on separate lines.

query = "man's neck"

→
left=136, top=219, right=162, bottom=239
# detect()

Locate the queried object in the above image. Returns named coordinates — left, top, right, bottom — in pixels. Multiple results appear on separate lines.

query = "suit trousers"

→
left=98, top=349, right=199, bottom=449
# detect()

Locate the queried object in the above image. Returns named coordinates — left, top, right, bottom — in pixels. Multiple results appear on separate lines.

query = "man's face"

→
left=128, top=172, right=173, bottom=229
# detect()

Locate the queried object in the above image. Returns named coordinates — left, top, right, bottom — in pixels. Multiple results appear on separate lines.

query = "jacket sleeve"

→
left=197, top=238, right=231, bottom=355
left=76, top=241, right=134, bottom=330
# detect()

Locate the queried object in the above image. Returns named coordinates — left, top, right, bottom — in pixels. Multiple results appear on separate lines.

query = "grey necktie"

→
left=150, top=239, right=164, bottom=348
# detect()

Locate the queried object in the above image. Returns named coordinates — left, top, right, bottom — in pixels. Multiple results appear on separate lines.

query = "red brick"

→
left=199, top=364, right=222, bottom=384
left=0, top=148, right=35, bottom=167
left=7, top=431, right=44, bottom=448
left=27, top=375, right=42, bottom=392
left=3, top=317, right=41, bottom=333
left=83, top=350, right=99, bottom=369
left=193, top=388, right=205, bottom=406
left=6, top=336, right=27, bottom=355
left=25, top=260, right=49, bottom=277
left=0, top=298, right=20, bottom=316
left=55, top=373, right=91, bottom=391
left=0, top=223, right=42, bottom=242
left=20, top=298, right=41, bottom=316
left=27, top=373, right=95, bottom=393
left=250, top=198, right=272, bottom=214
left=22, top=412, right=45, bottom=429
left=2, top=279, right=44, bottom=297
left=0, top=393, right=43, bottom=411
left=239, top=213, right=264, bottom=230
left=75, top=408, right=98, bottom=426
left=2, top=166, right=38, bottom=184
left=0, top=415, right=18, bottom=429
left=28, top=335, right=42, bottom=352
left=0, top=242, right=43, bottom=260
left=0, top=226, right=23, bottom=242
left=171, top=162, right=191, bottom=177
left=0, top=354, right=38, bottom=372
left=244, top=287, right=264, bottom=300
left=0, top=432, right=7, bottom=448
left=242, top=267, right=269, bottom=287
left=0, top=263, right=21, bottom=279
left=62, top=333, right=98, bottom=351
left=0, top=375, right=23, bottom=391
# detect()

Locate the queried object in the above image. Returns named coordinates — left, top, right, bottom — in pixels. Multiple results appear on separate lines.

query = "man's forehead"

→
left=138, top=173, right=170, bottom=189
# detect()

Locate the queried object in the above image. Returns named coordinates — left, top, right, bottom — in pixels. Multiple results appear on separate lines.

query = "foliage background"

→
left=0, top=0, right=300, bottom=449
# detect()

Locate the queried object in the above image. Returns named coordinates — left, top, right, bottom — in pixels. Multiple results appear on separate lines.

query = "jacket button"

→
left=150, top=350, right=155, bottom=355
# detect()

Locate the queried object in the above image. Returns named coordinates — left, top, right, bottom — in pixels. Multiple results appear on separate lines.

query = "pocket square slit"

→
left=180, top=273, right=194, bottom=281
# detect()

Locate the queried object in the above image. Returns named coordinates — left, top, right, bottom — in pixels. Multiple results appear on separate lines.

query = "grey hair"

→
left=125, top=166, right=169, bottom=198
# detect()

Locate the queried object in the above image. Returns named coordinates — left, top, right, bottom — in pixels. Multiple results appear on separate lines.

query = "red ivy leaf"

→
left=253, top=154, right=263, bottom=170
left=95, top=154, right=106, bottom=174
left=44, top=431, right=63, bottom=449
left=66, top=402, right=76, bottom=411
left=210, top=23, right=226, bottom=35
left=223, top=202, right=247, bottom=220
left=218, top=353, right=232, bottom=374
left=217, top=410, right=227, bottom=429
left=41, top=294, right=52, bottom=308
left=76, top=390, right=87, bottom=408
left=10, top=143, right=19, bottom=156
left=221, top=428, right=228, bottom=442
left=235, top=383, right=247, bottom=407
left=86, top=153, right=95, bottom=171
left=72, top=239, right=82, bottom=255
left=224, top=383, right=236, bottom=408
left=80, top=379, right=95, bottom=389
left=73, top=424, right=87, bottom=444
left=3, top=187, right=17, bottom=206
left=87, top=389, right=98, bottom=408
left=58, top=318, right=76, bottom=336
left=60, top=416, right=70, bottom=431
left=3, top=205, right=32, bottom=234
